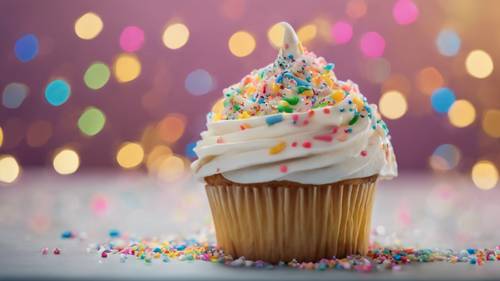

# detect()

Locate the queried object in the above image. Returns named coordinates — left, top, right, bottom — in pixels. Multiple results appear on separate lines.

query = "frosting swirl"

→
left=191, top=22, right=397, bottom=184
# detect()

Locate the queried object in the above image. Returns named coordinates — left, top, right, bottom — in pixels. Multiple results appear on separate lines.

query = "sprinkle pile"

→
left=53, top=230, right=500, bottom=272
left=206, top=49, right=394, bottom=178
left=211, top=49, right=373, bottom=121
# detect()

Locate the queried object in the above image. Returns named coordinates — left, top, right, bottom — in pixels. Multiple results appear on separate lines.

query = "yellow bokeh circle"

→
left=297, top=24, right=317, bottom=43
left=228, top=31, right=256, bottom=58
left=378, top=90, right=408, bottom=120
left=74, top=12, right=103, bottom=40
left=146, top=145, right=173, bottom=173
left=448, top=100, right=476, bottom=128
left=471, top=160, right=498, bottom=190
left=53, top=149, right=80, bottom=175
left=157, top=155, right=186, bottom=182
left=211, top=98, right=224, bottom=114
left=267, top=23, right=285, bottom=48
left=113, top=53, right=141, bottom=83
left=0, top=155, right=21, bottom=184
left=482, top=110, right=500, bottom=138
left=465, top=50, right=494, bottom=79
left=0, top=126, right=3, bottom=148
left=116, top=142, right=144, bottom=169
left=162, top=23, right=190, bottom=50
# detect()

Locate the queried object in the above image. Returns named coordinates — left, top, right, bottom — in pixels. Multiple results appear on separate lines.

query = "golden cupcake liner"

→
left=204, top=176, right=377, bottom=263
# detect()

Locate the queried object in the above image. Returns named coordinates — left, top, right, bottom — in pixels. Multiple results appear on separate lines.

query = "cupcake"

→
left=192, top=22, right=397, bottom=263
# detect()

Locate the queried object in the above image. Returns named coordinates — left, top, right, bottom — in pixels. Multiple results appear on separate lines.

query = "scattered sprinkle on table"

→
left=53, top=230, right=500, bottom=272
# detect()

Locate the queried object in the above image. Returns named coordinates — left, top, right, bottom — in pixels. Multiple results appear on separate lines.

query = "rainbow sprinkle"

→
left=213, top=49, right=373, bottom=121
left=50, top=230, right=500, bottom=272
left=279, top=165, right=288, bottom=173
left=70, top=231, right=500, bottom=272
left=265, top=114, right=284, bottom=126
left=313, top=134, right=334, bottom=142
left=269, top=141, right=287, bottom=155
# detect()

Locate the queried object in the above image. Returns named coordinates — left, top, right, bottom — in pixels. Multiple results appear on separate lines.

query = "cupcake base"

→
left=205, top=174, right=377, bottom=263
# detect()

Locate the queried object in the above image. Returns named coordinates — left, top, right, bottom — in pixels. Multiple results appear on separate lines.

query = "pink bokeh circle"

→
left=91, top=195, right=109, bottom=216
left=331, top=21, right=353, bottom=44
left=119, top=26, right=145, bottom=52
left=360, top=32, right=385, bottom=58
left=393, top=0, right=419, bottom=25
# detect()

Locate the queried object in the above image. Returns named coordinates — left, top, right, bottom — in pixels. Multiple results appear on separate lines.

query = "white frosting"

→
left=190, top=22, right=397, bottom=185
left=191, top=100, right=397, bottom=184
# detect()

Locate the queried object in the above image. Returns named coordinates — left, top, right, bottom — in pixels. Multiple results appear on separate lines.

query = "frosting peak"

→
left=280, top=22, right=303, bottom=58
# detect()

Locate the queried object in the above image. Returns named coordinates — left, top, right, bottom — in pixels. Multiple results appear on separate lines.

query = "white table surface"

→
left=0, top=170, right=499, bottom=280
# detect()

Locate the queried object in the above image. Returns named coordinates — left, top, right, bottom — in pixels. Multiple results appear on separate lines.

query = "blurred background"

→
left=0, top=0, right=499, bottom=190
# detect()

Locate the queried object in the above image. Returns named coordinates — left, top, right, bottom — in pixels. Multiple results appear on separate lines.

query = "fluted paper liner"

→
left=205, top=175, right=377, bottom=263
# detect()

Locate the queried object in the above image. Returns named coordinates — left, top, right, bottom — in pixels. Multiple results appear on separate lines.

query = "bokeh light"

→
left=297, top=24, right=318, bottom=44
left=140, top=125, right=162, bottom=152
left=116, top=142, right=144, bottom=169
left=185, top=69, right=214, bottom=96
left=220, top=0, right=246, bottom=20
left=448, top=100, right=476, bottom=128
left=360, top=32, right=385, bottom=57
left=416, top=67, right=444, bottom=95
left=74, top=12, right=103, bottom=40
left=0, top=155, right=21, bottom=184
left=78, top=107, right=106, bottom=136
left=346, top=0, right=367, bottom=19
left=90, top=193, right=109, bottom=216
left=162, top=23, right=190, bottom=50
left=267, top=23, right=285, bottom=48
left=331, top=21, right=353, bottom=44
left=436, top=29, right=461, bottom=57
left=113, top=53, right=141, bottom=83
left=482, top=110, right=500, bottom=138
left=14, top=34, right=39, bottom=62
left=157, top=114, right=186, bottom=143
left=26, top=120, right=52, bottom=147
left=45, top=79, right=71, bottom=106
left=431, top=87, right=455, bottom=113
left=0, top=126, right=3, bottom=148
left=393, top=0, right=419, bottom=25
left=429, top=144, right=461, bottom=171
left=157, top=155, right=186, bottom=182
left=465, top=49, right=494, bottom=79
left=185, top=141, right=197, bottom=159
left=314, top=18, right=333, bottom=43
left=84, top=62, right=110, bottom=90
left=146, top=145, right=172, bottom=172
left=119, top=26, right=145, bottom=52
left=2, top=118, right=24, bottom=149
left=471, top=161, right=499, bottom=190
left=2, top=82, right=29, bottom=109
left=211, top=98, right=224, bottom=114
left=52, top=149, right=80, bottom=175
left=228, top=31, right=256, bottom=57
left=379, top=90, right=408, bottom=120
